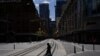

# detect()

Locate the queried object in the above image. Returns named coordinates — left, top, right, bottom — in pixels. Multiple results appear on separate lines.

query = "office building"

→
left=0, top=0, right=40, bottom=42
left=39, top=3, right=50, bottom=36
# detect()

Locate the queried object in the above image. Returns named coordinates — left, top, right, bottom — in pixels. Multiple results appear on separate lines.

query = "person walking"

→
left=45, top=43, right=52, bottom=56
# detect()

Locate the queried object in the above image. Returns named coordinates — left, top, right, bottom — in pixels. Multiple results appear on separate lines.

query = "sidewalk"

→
left=53, top=40, right=66, bottom=56
left=70, top=51, right=100, bottom=56
left=61, top=40, right=100, bottom=56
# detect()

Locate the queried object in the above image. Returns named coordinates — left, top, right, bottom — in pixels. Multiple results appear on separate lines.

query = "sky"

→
left=33, top=0, right=56, bottom=21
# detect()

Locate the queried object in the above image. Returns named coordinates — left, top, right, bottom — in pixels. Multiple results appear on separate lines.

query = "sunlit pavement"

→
left=0, top=39, right=100, bottom=56
left=0, top=40, right=48, bottom=56
left=61, top=40, right=100, bottom=56
left=0, top=39, right=66, bottom=56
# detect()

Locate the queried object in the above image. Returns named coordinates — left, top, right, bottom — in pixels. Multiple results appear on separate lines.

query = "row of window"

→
left=0, top=0, right=21, bottom=2
left=84, top=0, right=100, bottom=15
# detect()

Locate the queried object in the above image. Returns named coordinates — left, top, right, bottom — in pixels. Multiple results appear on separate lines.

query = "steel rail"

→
left=51, top=40, right=57, bottom=55
left=8, top=41, right=48, bottom=56
left=37, top=40, right=56, bottom=56
left=8, top=40, right=57, bottom=56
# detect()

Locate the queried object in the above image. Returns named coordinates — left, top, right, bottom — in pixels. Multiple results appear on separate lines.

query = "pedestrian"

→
left=45, top=43, right=52, bottom=56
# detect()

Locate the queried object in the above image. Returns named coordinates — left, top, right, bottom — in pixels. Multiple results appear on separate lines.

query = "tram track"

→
left=37, top=40, right=56, bottom=56
left=8, top=40, right=48, bottom=56
left=8, top=39, right=58, bottom=56
left=36, top=40, right=57, bottom=56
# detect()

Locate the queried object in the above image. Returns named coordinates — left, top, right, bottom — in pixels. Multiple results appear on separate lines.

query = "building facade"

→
left=55, top=0, right=67, bottom=19
left=57, top=0, right=100, bottom=43
left=0, top=0, right=41, bottom=42
left=55, top=0, right=67, bottom=32
left=39, top=3, right=50, bottom=36
left=50, top=21, right=56, bottom=37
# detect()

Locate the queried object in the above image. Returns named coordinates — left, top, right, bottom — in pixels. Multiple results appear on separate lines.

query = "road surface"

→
left=0, top=39, right=100, bottom=56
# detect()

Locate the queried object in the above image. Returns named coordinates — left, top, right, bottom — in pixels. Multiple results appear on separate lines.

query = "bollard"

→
left=93, top=44, right=95, bottom=51
left=82, top=44, right=84, bottom=51
left=14, top=43, right=15, bottom=50
left=74, top=46, right=76, bottom=53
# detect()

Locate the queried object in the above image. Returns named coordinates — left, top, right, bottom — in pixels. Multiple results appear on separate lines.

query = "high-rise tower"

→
left=39, top=3, right=50, bottom=36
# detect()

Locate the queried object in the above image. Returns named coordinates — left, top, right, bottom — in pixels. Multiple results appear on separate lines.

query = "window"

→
left=83, top=0, right=100, bottom=15
left=0, top=0, right=21, bottom=2
left=86, top=22, right=96, bottom=25
left=92, top=0, right=100, bottom=14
